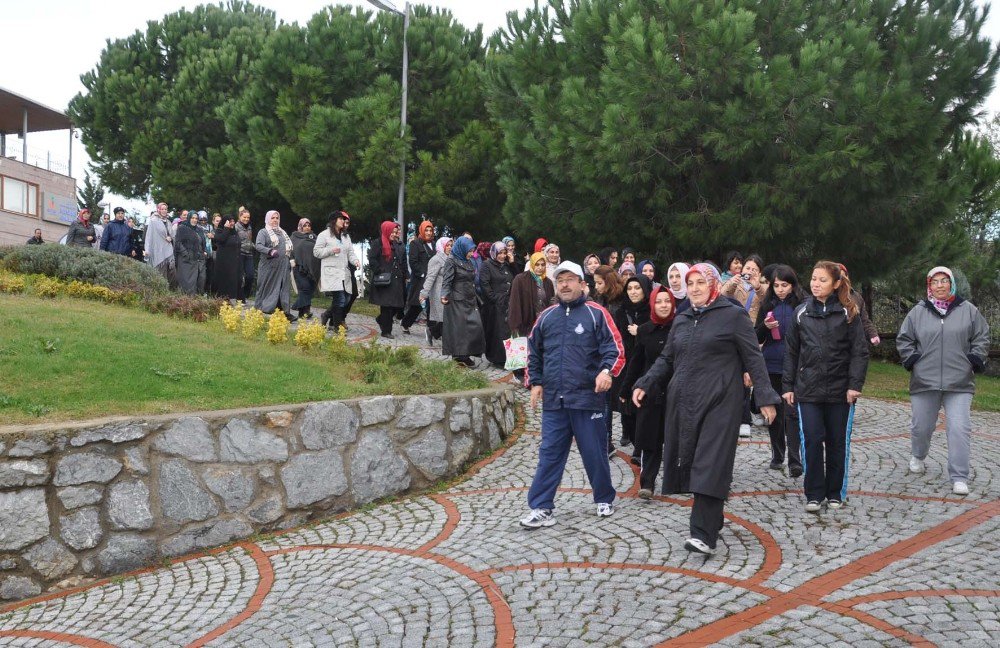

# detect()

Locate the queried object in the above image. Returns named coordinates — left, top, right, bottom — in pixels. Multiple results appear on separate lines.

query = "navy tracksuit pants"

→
left=527, top=408, right=616, bottom=510
left=797, top=402, right=855, bottom=502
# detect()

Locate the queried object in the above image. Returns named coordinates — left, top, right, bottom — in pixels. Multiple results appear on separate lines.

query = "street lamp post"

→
left=367, top=0, right=410, bottom=235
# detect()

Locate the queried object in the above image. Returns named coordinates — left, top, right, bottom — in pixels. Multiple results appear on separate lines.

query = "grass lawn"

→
left=0, top=293, right=484, bottom=427
left=864, top=360, right=1000, bottom=412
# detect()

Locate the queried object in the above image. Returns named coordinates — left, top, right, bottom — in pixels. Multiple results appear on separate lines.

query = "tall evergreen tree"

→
left=486, top=0, right=1000, bottom=279
left=76, top=171, right=105, bottom=220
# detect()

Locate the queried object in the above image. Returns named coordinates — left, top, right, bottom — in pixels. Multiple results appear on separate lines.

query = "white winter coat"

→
left=313, top=229, right=360, bottom=293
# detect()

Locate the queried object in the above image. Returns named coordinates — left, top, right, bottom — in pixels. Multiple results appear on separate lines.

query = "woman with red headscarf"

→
left=401, top=219, right=435, bottom=334
left=367, top=220, right=407, bottom=338
left=622, top=285, right=676, bottom=497
left=66, top=209, right=96, bottom=247
left=632, top=264, right=779, bottom=556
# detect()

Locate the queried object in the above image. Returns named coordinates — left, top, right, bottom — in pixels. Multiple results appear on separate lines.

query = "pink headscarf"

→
left=435, top=236, right=452, bottom=255
left=685, top=263, right=721, bottom=306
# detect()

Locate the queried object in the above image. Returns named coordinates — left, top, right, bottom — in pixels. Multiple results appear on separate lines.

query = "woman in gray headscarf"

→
left=254, top=210, right=296, bottom=321
left=290, top=218, right=320, bottom=319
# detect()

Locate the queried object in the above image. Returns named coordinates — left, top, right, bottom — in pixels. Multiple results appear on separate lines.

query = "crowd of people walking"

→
left=37, top=208, right=992, bottom=557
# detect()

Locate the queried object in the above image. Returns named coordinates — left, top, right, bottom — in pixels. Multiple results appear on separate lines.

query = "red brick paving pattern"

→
left=0, top=324, right=998, bottom=646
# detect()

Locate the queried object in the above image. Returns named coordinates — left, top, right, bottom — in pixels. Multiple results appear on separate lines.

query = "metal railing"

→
left=1, top=139, right=70, bottom=176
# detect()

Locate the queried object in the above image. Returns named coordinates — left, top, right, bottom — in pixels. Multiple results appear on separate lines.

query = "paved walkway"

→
left=1, top=314, right=998, bottom=646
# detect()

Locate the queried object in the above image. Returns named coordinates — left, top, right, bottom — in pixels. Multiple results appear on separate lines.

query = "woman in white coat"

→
left=313, top=211, right=360, bottom=331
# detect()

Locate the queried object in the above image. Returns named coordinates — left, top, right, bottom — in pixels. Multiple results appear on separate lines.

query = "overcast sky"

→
left=5, top=0, right=1000, bottom=213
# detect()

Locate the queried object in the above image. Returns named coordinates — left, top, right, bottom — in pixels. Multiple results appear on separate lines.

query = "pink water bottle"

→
left=766, top=311, right=781, bottom=340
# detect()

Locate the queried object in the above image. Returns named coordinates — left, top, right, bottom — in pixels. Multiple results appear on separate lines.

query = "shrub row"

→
left=0, top=244, right=169, bottom=295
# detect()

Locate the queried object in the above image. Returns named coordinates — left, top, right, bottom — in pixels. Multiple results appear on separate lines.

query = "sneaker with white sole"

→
left=827, top=499, right=843, bottom=510
left=637, top=488, right=653, bottom=500
left=739, top=424, right=752, bottom=438
left=596, top=502, right=614, bottom=518
left=520, top=508, right=556, bottom=528
left=805, top=500, right=822, bottom=513
left=909, top=456, right=925, bottom=474
left=684, top=538, right=715, bottom=555
left=952, top=481, right=969, bottom=495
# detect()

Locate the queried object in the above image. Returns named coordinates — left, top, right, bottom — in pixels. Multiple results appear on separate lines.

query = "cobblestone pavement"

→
left=1, top=314, right=998, bottom=646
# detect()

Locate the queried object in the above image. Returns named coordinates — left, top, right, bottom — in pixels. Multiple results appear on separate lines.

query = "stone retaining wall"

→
left=0, top=386, right=516, bottom=601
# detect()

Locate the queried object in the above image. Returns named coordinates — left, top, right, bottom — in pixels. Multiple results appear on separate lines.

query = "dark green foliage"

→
left=486, top=0, right=1000, bottom=279
left=76, top=171, right=105, bottom=220
left=0, top=244, right=170, bottom=294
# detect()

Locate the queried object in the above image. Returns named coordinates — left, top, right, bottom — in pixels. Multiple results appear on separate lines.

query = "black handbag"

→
left=373, top=271, right=392, bottom=287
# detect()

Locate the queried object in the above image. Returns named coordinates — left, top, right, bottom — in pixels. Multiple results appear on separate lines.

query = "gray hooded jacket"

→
left=896, top=298, right=990, bottom=394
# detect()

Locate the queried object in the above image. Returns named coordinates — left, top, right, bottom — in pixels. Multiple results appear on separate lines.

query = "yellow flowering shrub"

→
left=266, top=309, right=290, bottom=345
left=294, top=319, right=327, bottom=351
left=327, top=324, right=350, bottom=361
left=33, top=276, right=63, bottom=298
left=219, top=302, right=242, bottom=333
left=241, top=307, right=266, bottom=340
left=65, top=280, right=117, bottom=303
left=0, top=272, right=26, bottom=294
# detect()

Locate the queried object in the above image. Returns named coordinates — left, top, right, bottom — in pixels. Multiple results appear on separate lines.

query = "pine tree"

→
left=76, top=171, right=105, bottom=220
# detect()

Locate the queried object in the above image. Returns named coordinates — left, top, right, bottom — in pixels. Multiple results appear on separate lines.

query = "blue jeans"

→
left=527, top=408, right=616, bottom=510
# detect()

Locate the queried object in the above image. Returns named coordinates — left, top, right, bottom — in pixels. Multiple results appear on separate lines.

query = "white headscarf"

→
left=666, top=262, right=691, bottom=299
left=265, top=210, right=293, bottom=255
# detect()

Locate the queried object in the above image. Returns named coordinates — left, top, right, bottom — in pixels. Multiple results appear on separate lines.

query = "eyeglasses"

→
left=930, top=278, right=951, bottom=286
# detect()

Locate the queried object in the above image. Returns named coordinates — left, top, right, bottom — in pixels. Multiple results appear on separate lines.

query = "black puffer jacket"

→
left=782, top=297, right=869, bottom=403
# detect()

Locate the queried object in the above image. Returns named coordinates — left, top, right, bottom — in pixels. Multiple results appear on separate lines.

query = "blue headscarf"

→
left=451, top=236, right=475, bottom=262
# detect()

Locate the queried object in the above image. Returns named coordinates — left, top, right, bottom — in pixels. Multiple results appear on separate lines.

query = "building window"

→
left=1, top=176, right=40, bottom=216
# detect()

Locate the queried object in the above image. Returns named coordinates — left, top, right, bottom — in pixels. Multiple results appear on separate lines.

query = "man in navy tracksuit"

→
left=520, top=261, right=625, bottom=528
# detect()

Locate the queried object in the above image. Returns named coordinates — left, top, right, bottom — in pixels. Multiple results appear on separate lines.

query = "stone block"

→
left=0, top=576, right=41, bottom=600
left=300, top=402, right=358, bottom=450
left=53, top=453, right=122, bottom=486
left=396, top=396, right=446, bottom=429
left=258, top=465, right=277, bottom=485
left=23, top=538, right=77, bottom=580
left=161, top=518, right=253, bottom=557
left=404, top=427, right=449, bottom=479
left=159, top=459, right=218, bottom=524
left=7, top=438, right=52, bottom=457
left=449, top=399, right=471, bottom=432
left=123, top=446, right=149, bottom=475
left=71, top=423, right=148, bottom=447
left=281, top=449, right=348, bottom=508
left=154, top=417, right=216, bottom=462
left=203, top=467, right=256, bottom=512
left=219, top=419, right=288, bottom=463
left=488, top=418, right=501, bottom=448
left=450, top=434, right=475, bottom=470
left=0, top=559, right=15, bottom=570
left=0, top=459, right=49, bottom=488
left=247, top=495, right=284, bottom=525
left=0, top=489, right=49, bottom=550
left=57, top=486, right=103, bottom=510
left=351, top=431, right=411, bottom=505
left=107, top=480, right=153, bottom=530
left=264, top=411, right=294, bottom=428
left=97, top=534, right=156, bottom=575
left=472, top=398, right=483, bottom=434
left=360, top=395, right=396, bottom=426
left=59, top=507, right=103, bottom=551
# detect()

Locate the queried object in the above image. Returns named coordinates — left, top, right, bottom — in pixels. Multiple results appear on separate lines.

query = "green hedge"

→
left=0, top=244, right=169, bottom=295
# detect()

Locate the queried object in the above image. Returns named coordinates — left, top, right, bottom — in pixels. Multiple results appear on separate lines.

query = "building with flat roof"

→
left=0, top=86, right=76, bottom=246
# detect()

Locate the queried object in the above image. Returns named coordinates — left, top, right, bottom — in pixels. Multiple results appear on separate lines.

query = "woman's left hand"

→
left=743, top=372, right=752, bottom=388
left=627, top=324, right=638, bottom=336
left=847, top=390, right=862, bottom=404
left=759, top=405, right=777, bottom=425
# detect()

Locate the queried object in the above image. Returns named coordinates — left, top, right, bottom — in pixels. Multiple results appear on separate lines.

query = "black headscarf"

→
left=622, top=276, right=652, bottom=325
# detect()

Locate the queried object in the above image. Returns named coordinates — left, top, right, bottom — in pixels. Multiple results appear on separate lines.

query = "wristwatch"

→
left=601, top=368, right=611, bottom=376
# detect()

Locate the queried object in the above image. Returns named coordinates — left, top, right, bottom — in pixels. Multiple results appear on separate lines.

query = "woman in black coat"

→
left=480, top=242, right=514, bottom=368
left=174, top=212, right=207, bottom=295
left=368, top=220, right=407, bottom=338
left=401, top=219, right=435, bottom=332
left=441, top=236, right=485, bottom=366
left=212, top=217, right=241, bottom=300
left=633, top=264, right=779, bottom=556
left=290, top=218, right=321, bottom=319
left=622, top=286, right=675, bottom=496
left=613, top=276, right=652, bottom=458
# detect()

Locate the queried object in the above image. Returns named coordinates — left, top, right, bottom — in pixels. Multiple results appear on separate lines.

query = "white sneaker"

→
left=750, top=413, right=766, bottom=427
left=684, top=538, right=715, bottom=555
left=596, top=502, right=614, bottom=518
left=520, top=508, right=556, bottom=528
left=739, top=424, right=752, bottom=438
left=805, top=500, right=822, bottom=513
left=909, top=456, right=925, bottom=474
left=952, top=481, right=969, bottom=495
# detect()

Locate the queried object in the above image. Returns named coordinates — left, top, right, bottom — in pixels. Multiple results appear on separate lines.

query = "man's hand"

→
left=760, top=405, right=777, bottom=425
left=847, top=389, right=862, bottom=404
left=595, top=371, right=612, bottom=393
left=743, top=372, right=752, bottom=388
left=530, top=385, right=543, bottom=409
left=632, top=388, right=646, bottom=408
left=783, top=391, right=795, bottom=406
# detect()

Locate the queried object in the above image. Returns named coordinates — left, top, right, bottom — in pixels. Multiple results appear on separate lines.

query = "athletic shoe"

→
left=909, top=456, right=925, bottom=474
left=519, top=509, right=556, bottom=528
left=402, top=327, right=411, bottom=335
left=789, top=466, right=803, bottom=478
left=805, top=500, right=822, bottom=513
left=739, top=424, right=751, bottom=438
left=684, top=538, right=715, bottom=555
left=637, top=488, right=653, bottom=500
left=768, top=461, right=782, bottom=470
left=953, top=481, right=969, bottom=495
left=827, top=499, right=843, bottom=510
left=751, top=412, right=766, bottom=427
left=380, top=333, right=394, bottom=339
left=596, top=502, right=614, bottom=518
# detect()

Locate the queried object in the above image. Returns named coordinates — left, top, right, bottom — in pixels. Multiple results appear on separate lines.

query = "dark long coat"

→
left=507, top=273, right=554, bottom=337
left=212, top=226, right=241, bottom=299
left=633, top=299, right=780, bottom=498
left=480, top=258, right=514, bottom=365
left=622, top=320, right=672, bottom=452
left=441, top=256, right=485, bottom=357
left=406, top=239, right=434, bottom=308
left=368, top=239, right=407, bottom=309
